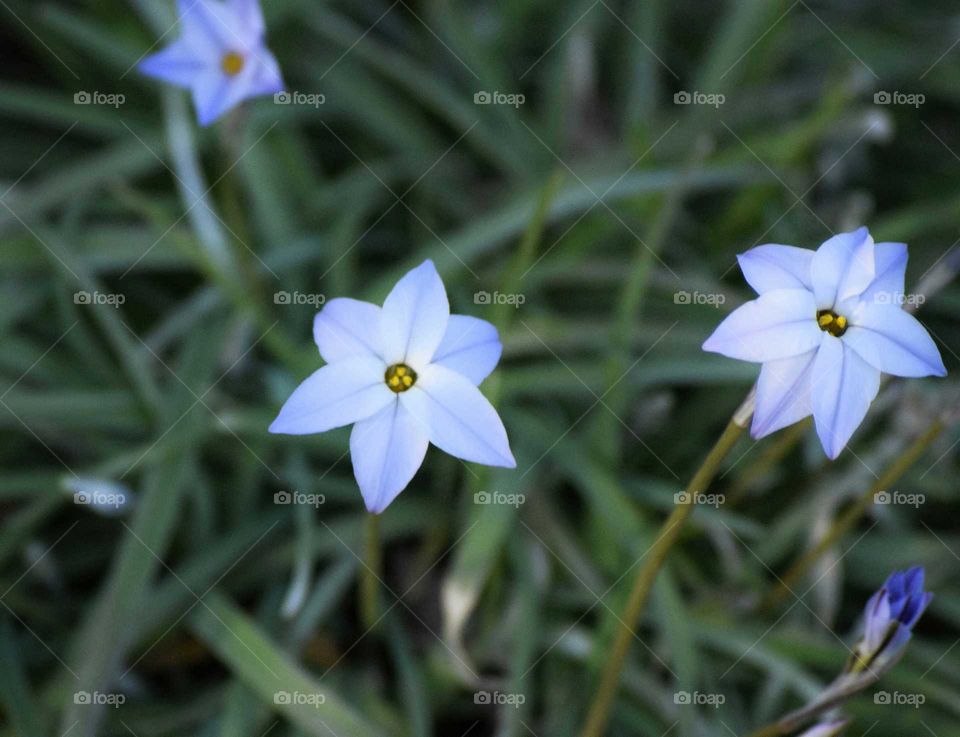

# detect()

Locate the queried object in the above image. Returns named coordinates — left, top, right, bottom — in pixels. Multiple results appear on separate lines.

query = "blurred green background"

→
left=1, top=0, right=959, bottom=735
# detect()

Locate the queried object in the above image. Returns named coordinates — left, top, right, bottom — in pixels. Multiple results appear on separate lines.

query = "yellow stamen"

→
left=221, top=51, right=245, bottom=76
left=816, top=309, right=848, bottom=337
left=385, top=363, right=417, bottom=393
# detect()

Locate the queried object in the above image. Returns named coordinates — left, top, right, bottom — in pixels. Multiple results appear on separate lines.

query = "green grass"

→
left=1, top=0, right=960, bottom=735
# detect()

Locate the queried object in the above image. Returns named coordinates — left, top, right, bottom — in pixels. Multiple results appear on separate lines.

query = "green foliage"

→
left=0, top=0, right=958, bottom=735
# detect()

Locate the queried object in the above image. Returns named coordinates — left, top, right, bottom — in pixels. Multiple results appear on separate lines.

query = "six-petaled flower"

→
left=270, top=260, right=515, bottom=513
left=139, top=0, right=284, bottom=126
left=703, top=228, right=946, bottom=459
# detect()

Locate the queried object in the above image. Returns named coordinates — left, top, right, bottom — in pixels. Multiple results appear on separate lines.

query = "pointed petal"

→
left=811, top=336, right=881, bottom=459
left=379, top=260, right=450, bottom=367
left=751, top=347, right=819, bottom=438
left=313, top=298, right=383, bottom=363
left=227, top=0, right=265, bottom=36
left=901, top=591, right=933, bottom=628
left=811, top=227, right=874, bottom=308
left=863, top=590, right=892, bottom=655
left=702, top=289, right=822, bottom=362
left=269, top=357, right=392, bottom=435
left=431, top=315, right=502, bottom=385
left=401, top=364, right=515, bottom=468
left=350, top=400, right=429, bottom=514
left=858, top=242, right=907, bottom=307
left=737, top=244, right=814, bottom=294
left=191, top=71, right=245, bottom=126
left=844, top=303, right=946, bottom=377
left=244, top=47, right=284, bottom=96
left=138, top=38, right=206, bottom=88
left=878, top=624, right=914, bottom=667
left=189, top=53, right=277, bottom=126
left=178, top=0, right=237, bottom=49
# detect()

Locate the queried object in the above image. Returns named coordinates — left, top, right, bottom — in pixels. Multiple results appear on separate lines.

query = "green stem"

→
left=741, top=722, right=790, bottom=737
left=725, top=419, right=810, bottom=506
left=762, top=418, right=945, bottom=612
left=579, top=401, right=750, bottom=737
left=361, top=512, right=382, bottom=631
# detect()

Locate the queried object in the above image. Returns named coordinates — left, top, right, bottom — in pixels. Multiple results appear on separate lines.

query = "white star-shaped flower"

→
left=703, top=228, right=946, bottom=458
left=270, top=260, right=516, bottom=513
left=139, top=0, right=284, bottom=126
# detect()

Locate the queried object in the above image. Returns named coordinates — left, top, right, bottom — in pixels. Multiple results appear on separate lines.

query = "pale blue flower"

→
left=703, top=228, right=946, bottom=458
left=856, top=566, right=932, bottom=669
left=270, top=260, right=515, bottom=513
left=139, top=0, right=284, bottom=126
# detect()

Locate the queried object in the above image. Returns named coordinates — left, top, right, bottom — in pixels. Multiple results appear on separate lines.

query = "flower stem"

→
left=579, top=399, right=751, bottom=737
left=361, top=512, right=382, bottom=631
left=741, top=724, right=789, bottom=737
left=761, top=418, right=945, bottom=612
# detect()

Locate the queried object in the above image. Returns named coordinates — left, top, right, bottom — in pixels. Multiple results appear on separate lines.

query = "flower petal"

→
left=350, top=400, right=429, bottom=514
left=863, top=590, right=893, bottom=655
left=227, top=0, right=265, bottom=37
left=431, top=315, right=502, bottom=385
left=191, top=70, right=245, bottom=126
left=844, top=303, right=946, bottom=377
left=737, top=244, right=814, bottom=294
left=811, top=227, right=875, bottom=308
left=313, top=298, right=383, bottom=363
left=138, top=38, right=206, bottom=88
left=401, top=364, right=515, bottom=467
left=751, top=347, right=819, bottom=438
left=379, top=260, right=450, bottom=367
left=244, top=48, right=284, bottom=96
left=858, top=242, right=907, bottom=307
left=811, top=335, right=881, bottom=459
left=178, top=0, right=236, bottom=50
left=702, top=289, right=822, bottom=362
left=268, top=357, right=393, bottom=435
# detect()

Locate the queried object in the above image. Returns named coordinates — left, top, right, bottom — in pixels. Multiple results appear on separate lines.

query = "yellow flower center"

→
left=816, top=309, right=848, bottom=337
left=221, top=51, right=245, bottom=76
left=385, top=363, right=417, bottom=393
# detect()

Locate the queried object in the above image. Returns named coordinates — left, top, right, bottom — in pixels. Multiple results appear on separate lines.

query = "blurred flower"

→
left=853, top=566, right=933, bottom=672
left=139, top=0, right=284, bottom=126
left=270, top=260, right=515, bottom=513
left=796, top=719, right=850, bottom=737
left=703, top=228, right=945, bottom=459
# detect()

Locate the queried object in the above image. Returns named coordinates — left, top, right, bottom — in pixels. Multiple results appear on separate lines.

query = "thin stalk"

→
left=761, top=418, right=946, bottom=612
left=361, top=512, right=382, bottom=631
left=579, top=392, right=753, bottom=737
